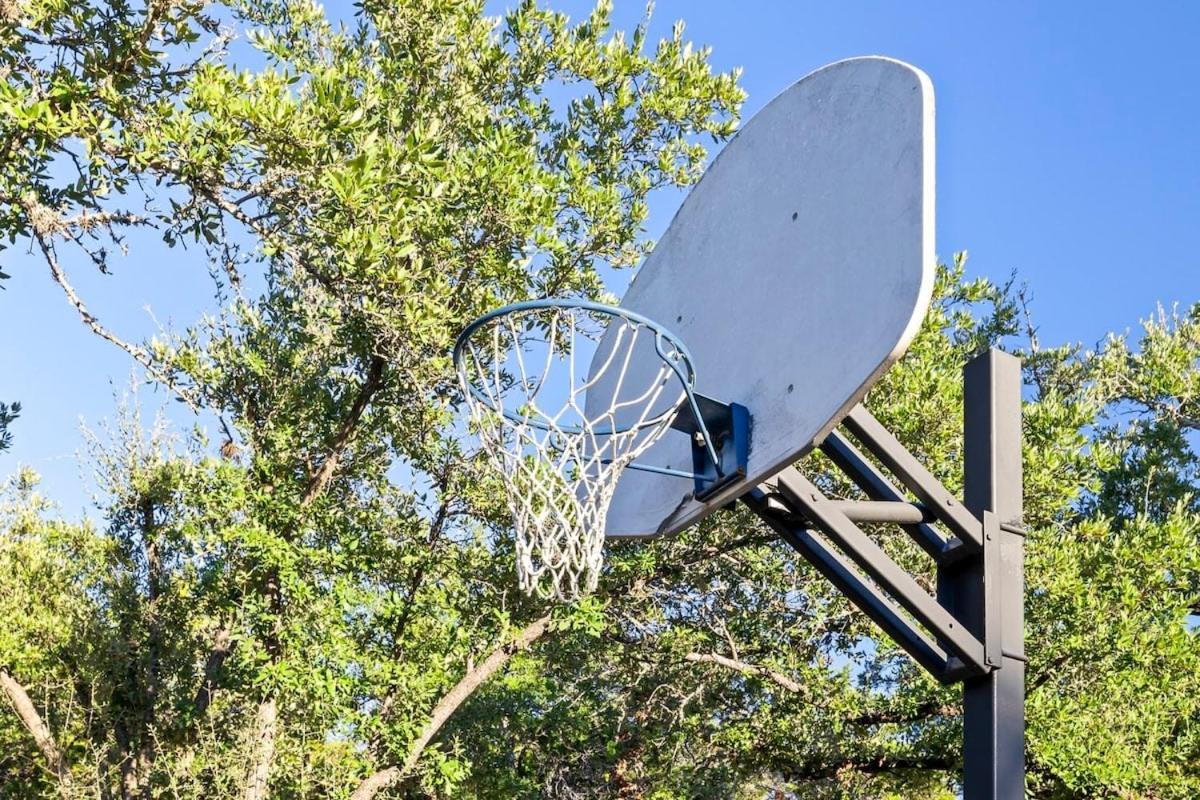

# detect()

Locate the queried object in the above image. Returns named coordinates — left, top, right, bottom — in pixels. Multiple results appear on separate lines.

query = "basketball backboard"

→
left=590, top=56, right=936, bottom=538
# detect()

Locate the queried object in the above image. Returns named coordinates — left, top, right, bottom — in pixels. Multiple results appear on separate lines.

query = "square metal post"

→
left=949, top=349, right=1025, bottom=798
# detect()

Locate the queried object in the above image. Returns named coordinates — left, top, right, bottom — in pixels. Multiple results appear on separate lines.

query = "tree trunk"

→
left=191, top=626, right=233, bottom=721
left=140, top=499, right=161, bottom=799
left=242, top=696, right=278, bottom=800
left=349, top=614, right=552, bottom=800
left=114, top=718, right=139, bottom=800
left=0, top=668, right=73, bottom=796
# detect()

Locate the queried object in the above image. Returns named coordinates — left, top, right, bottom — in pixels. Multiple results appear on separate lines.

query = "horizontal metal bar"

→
left=842, top=406, right=984, bottom=550
left=821, top=430, right=951, bottom=560
left=774, top=467, right=990, bottom=676
left=829, top=500, right=933, bottom=525
left=1000, top=521, right=1028, bottom=537
left=620, top=461, right=700, bottom=480
left=743, top=490, right=952, bottom=681
left=605, top=459, right=726, bottom=485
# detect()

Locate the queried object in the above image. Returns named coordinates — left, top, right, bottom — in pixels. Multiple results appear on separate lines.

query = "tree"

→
left=3, top=2, right=1199, bottom=800
left=1, top=0, right=742, bottom=797
left=0, top=402, right=17, bottom=451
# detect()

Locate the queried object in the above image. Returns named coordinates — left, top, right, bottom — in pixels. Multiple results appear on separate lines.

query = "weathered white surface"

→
left=589, top=56, right=936, bottom=538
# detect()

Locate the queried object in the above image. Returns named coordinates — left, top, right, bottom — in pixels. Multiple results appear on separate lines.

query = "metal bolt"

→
left=693, top=432, right=706, bottom=448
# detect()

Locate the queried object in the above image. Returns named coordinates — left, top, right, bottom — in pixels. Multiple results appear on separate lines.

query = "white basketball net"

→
left=457, top=304, right=690, bottom=600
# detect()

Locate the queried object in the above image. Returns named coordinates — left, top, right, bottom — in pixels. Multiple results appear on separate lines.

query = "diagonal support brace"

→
left=841, top=405, right=985, bottom=550
left=768, top=467, right=991, bottom=677
left=821, top=430, right=956, bottom=561
left=744, top=488, right=954, bottom=679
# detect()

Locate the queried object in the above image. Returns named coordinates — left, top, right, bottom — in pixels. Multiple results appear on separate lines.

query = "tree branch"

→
left=1027, top=654, right=1070, bottom=695
left=388, top=497, right=453, bottom=652
left=684, top=651, right=803, bottom=694
left=350, top=614, right=552, bottom=800
left=784, top=755, right=956, bottom=782
left=190, top=626, right=233, bottom=721
left=202, top=188, right=337, bottom=292
left=0, top=668, right=74, bottom=795
left=208, top=346, right=386, bottom=799
left=301, top=354, right=386, bottom=507
left=32, top=226, right=202, bottom=412
left=192, top=356, right=382, bottom=783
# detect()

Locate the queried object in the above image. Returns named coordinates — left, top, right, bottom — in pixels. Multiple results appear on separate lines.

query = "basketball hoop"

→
left=453, top=299, right=723, bottom=600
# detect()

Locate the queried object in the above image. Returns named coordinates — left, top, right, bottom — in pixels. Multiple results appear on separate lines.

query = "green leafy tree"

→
left=0, top=402, right=18, bottom=451
left=1, top=0, right=741, bottom=797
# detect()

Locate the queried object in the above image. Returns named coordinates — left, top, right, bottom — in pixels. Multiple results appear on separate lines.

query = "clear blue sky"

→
left=4, top=0, right=1199, bottom=517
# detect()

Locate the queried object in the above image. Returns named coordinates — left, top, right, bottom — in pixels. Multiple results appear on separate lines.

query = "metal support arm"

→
left=741, top=349, right=1025, bottom=798
left=744, top=488, right=954, bottom=679
left=623, top=394, right=751, bottom=499
left=821, top=430, right=958, bottom=561
left=841, top=405, right=985, bottom=550
left=761, top=467, right=991, bottom=678
left=667, top=393, right=751, bottom=500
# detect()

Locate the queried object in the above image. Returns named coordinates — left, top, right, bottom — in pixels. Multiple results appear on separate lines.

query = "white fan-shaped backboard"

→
left=588, top=56, right=936, bottom=538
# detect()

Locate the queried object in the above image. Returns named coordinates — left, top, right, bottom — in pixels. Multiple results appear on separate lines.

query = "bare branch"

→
left=301, top=355, right=386, bottom=507
left=32, top=227, right=202, bottom=413
left=350, top=614, right=552, bottom=800
left=849, top=702, right=959, bottom=726
left=0, top=668, right=74, bottom=796
left=684, top=651, right=803, bottom=694
left=784, top=755, right=956, bottom=782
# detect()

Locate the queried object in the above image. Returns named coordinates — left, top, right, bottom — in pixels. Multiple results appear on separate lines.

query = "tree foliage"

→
left=0, top=401, right=17, bottom=451
left=2, top=1, right=1198, bottom=799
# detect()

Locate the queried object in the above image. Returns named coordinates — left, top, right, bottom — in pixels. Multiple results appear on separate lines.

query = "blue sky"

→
left=3, top=0, right=1199, bottom=516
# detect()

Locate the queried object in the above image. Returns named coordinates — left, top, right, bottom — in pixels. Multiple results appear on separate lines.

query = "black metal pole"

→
left=953, top=349, right=1025, bottom=798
